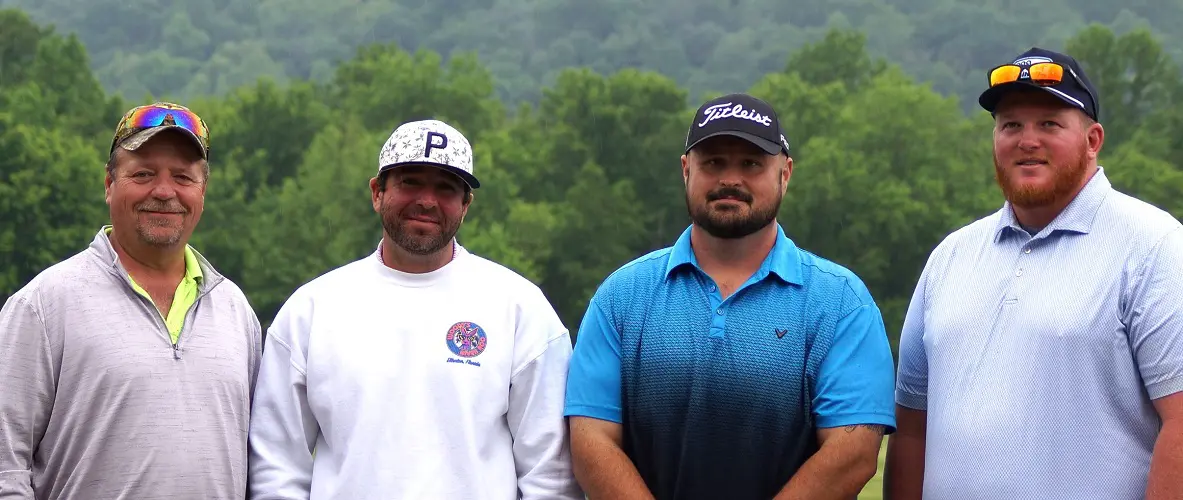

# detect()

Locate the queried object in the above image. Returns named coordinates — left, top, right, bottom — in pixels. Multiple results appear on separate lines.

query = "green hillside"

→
left=3, top=0, right=1181, bottom=112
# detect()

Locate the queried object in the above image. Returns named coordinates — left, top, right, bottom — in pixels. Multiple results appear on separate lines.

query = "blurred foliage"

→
left=2, top=7, right=1181, bottom=355
left=3, top=0, right=1181, bottom=113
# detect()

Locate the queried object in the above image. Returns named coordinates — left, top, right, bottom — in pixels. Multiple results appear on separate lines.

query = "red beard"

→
left=993, top=146, right=1089, bottom=208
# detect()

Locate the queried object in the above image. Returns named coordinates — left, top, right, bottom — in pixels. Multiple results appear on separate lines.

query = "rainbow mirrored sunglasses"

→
left=110, top=102, right=210, bottom=157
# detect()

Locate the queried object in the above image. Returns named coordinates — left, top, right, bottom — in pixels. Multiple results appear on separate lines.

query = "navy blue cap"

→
left=685, top=93, right=791, bottom=156
left=978, top=47, right=1100, bottom=122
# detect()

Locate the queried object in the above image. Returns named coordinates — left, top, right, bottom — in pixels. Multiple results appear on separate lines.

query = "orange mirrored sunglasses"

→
left=988, top=62, right=1070, bottom=87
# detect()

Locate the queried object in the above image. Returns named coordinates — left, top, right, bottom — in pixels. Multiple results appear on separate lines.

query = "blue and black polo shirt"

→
left=564, top=223, right=897, bottom=499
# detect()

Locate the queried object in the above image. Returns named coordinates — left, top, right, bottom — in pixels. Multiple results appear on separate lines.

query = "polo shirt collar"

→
left=994, top=166, right=1112, bottom=242
left=665, top=223, right=804, bottom=285
left=102, top=225, right=203, bottom=283
left=183, top=244, right=203, bottom=283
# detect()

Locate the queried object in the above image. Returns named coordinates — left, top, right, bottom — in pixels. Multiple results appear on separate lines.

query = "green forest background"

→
left=2, top=0, right=1183, bottom=361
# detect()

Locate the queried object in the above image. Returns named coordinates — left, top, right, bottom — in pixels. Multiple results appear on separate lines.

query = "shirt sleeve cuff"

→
left=563, top=404, right=621, bottom=424
left=816, top=412, right=897, bottom=433
left=1147, top=375, right=1183, bottom=400
left=895, top=389, right=928, bottom=410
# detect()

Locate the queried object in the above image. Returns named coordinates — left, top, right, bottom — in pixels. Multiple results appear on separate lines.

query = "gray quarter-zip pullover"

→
left=0, top=228, right=262, bottom=500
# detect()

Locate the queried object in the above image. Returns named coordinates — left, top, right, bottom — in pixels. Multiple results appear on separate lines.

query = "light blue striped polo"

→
left=896, top=167, right=1183, bottom=500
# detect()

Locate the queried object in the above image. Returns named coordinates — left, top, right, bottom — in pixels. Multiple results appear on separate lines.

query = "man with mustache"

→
left=0, top=102, right=263, bottom=499
left=247, top=119, right=583, bottom=500
left=884, top=47, right=1183, bottom=500
left=564, top=93, right=897, bottom=499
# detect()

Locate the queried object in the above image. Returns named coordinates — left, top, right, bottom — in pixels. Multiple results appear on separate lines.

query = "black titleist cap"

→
left=685, top=93, right=791, bottom=155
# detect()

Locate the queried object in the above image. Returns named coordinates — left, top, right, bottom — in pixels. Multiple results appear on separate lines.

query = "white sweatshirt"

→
left=247, top=244, right=583, bottom=500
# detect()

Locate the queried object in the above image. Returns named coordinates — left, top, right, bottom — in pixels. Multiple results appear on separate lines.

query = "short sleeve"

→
left=1127, top=227, right=1183, bottom=400
left=563, top=297, right=622, bottom=423
left=812, top=302, right=898, bottom=433
left=895, top=264, right=931, bottom=410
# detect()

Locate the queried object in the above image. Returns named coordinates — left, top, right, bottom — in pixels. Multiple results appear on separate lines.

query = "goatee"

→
left=686, top=184, right=781, bottom=239
left=380, top=200, right=460, bottom=255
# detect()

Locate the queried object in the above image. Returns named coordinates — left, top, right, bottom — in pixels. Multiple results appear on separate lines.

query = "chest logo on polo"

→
left=446, top=321, right=487, bottom=366
left=775, top=328, right=788, bottom=339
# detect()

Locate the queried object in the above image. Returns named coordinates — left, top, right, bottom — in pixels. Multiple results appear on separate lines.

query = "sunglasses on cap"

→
left=110, top=102, right=210, bottom=155
left=987, top=61, right=1098, bottom=112
left=989, top=61, right=1082, bottom=87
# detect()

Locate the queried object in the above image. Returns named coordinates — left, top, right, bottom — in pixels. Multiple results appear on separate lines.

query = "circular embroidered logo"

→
left=446, top=321, right=487, bottom=358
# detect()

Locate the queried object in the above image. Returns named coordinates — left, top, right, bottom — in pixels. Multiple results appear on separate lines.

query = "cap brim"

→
left=978, top=81, right=1087, bottom=115
left=118, top=126, right=207, bottom=159
left=685, top=131, right=781, bottom=155
left=379, top=161, right=480, bottom=189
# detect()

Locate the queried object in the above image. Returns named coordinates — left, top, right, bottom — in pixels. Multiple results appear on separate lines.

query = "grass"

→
left=858, top=440, right=888, bottom=499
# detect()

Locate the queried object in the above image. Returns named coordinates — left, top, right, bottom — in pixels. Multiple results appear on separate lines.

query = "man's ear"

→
left=781, top=155, right=793, bottom=196
left=459, top=191, right=474, bottom=224
left=1085, top=120, right=1105, bottom=161
left=369, top=176, right=383, bottom=213
left=681, top=154, right=690, bottom=186
left=104, top=153, right=117, bottom=206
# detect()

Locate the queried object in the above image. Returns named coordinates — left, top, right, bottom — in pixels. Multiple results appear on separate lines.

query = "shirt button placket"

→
left=1006, top=243, right=1032, bottom=303
left=706, top=280, right=726, bottom=338
left=1017, top=250, right=1025, bottom=276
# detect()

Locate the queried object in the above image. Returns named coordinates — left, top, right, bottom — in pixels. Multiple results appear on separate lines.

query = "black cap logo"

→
left=697, top=102, right=774, bottom=129
left=685, top=93, right=789, bottom=156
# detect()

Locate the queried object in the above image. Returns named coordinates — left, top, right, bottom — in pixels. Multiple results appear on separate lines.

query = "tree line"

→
left=4, top=0, right=1183, bottom=114
left=2, top=7, right=1181, bottom=354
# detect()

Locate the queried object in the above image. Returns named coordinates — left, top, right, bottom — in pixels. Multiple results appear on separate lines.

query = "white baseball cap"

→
left=377, top=119, right=479, bottom=189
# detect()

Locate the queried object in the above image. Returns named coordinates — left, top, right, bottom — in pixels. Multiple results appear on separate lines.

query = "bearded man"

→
left=884, top=48, right=1183, bottom=500
left=246, top=119, right=583, bottom=500
left=564, top=93, right=897, bottom=500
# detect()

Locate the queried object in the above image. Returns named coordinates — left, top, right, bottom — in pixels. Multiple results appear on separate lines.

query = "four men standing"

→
left=2, top=47, right=1181, bottom=500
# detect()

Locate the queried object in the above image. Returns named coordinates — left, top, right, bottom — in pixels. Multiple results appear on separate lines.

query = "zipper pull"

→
left=173, top=343, right=180, bottom=360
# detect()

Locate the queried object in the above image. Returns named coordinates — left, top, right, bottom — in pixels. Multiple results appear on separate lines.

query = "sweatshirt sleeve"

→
left=247, top=291, right=319, bottom=499
left=506, top=292, right=584, bottom=500
left=0, top=296, right=54, bottom=500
